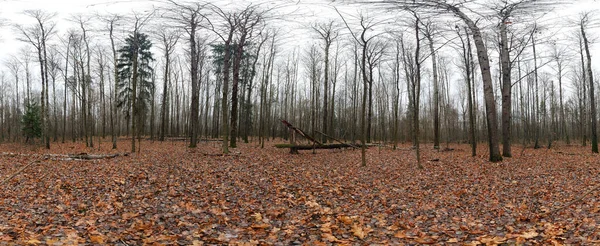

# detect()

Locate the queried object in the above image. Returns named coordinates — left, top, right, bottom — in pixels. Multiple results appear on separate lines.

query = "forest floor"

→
left=0, top=139, right=599, bottom=245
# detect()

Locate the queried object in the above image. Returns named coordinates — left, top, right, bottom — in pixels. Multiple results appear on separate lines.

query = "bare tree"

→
left=456, top=25, right=477, bottom=157
left=70, top=14, right=94, bottom=148
left=336, top=9, right=380, bottom=166
left=230, top=5, right=264, bottom=148
left=98, top=13, right=123, bottom=149
left=58, top=31, right=75, bottom=144
left=155, top=27, right=179, bottom=142
left=376, top=0, right=503, bottom=161
left=313, top=20, right=339, bottom=143
left=4, top=57, right=22, bottom=136
left=399, top=11, right=424, bottom=168
left=206, top=4, right=236, bottom=153
left=14, top=10, right=57, bottom=149
left=549, top=41, right=569, bottom=144
left=422, top=20, right=440, bottom=149
left=579, top=12, right=597, bottom=153
left=493, top=0, right=558, bottom=157
left=163, top=1, right=206, bottom=148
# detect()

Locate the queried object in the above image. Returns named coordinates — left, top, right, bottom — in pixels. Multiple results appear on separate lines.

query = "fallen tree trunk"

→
left=275, top=143, right=360, bottom=150
left=64, top=153, right=128, bottom=160
left=1, top=152, right=129, bottom=161
left=279, top=119, right=322, bottom=145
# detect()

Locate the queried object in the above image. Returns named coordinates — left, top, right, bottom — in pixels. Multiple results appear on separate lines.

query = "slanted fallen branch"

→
left=280, top=119, right=322, bottom=146
left=1, top=161, right=39, bottom=186
left=315, top=130, right=359, bottom=149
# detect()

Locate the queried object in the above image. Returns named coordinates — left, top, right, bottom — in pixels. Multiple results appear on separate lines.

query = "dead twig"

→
left=1, top=161, right=40, bottom=186
left=539, top=182, right=600, bottom=218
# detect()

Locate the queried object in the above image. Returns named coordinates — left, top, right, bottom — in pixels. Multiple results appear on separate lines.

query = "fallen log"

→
left=1, top=152, right=129, bottom=161
left=275, top=143, right=360, bottom=150
left=64, top=153, right=128, bottom=160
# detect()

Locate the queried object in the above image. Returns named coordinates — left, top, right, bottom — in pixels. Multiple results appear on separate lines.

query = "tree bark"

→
left=189, top=19, right=199, bottom=148
left=581, top=17, right=597, bottom=153
left=500, top=21, right=512, bottom=157
left=453, top=6, right=502, bottom=162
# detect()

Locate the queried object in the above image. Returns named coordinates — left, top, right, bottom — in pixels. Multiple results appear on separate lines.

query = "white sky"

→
left=0, top=0, right=599, bottom=88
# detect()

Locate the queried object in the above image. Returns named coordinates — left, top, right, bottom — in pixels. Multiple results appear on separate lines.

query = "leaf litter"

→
left=0, top=141, right=599, bottom=245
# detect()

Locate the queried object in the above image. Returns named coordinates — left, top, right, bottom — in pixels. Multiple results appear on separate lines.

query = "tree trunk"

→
left=130, top=32, right=139, bottom=153
left=109, top=22, right=118, bottom=149
left=533, top=32, right=541, bottom=149
left=322, top=41, right=330, bottom=144
left=230, top=36, right=246, bottom=149
left=458, top=10, right=502, bottom=162
left=581, top=21, right=597, bottom=153
left=160, top=48, right=170, bottom=141
left=221, top=32, right=234, bottom=154
left=427, top=33, right=440, bottom=150
left=189, top=22, right=199, bottom=148
left=465, top=27, right=477, bottom=157
left=500, top=22, right=512, bottom=157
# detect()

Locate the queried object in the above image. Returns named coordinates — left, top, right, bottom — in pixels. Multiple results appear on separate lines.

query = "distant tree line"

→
left=0, top=0, right=597, bottom=164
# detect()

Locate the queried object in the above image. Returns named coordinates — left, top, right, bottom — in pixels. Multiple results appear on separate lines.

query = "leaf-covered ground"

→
left=1, top=140, right=599, bottom=245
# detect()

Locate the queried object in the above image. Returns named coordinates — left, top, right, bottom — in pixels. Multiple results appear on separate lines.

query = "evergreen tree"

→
left=116, top=32, right=154, bottom=123
left=22, top=100, right=42, bottom=143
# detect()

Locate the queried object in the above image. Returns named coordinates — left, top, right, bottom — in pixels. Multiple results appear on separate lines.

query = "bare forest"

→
left=0, top=0, right=599, bottom=244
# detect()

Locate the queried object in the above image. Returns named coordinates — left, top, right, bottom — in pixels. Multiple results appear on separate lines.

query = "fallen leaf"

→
left=447, top=238, right=459, bottom=243
left=479, top=235, right=506, bottom=245
left=89, top=234, right=106, bottom=244
left=25, top=239, right=41, bottom=245
left=521, top=230, right=539, bottom=239
left=0, top=235, right=13, bottom=241
left=338, top=215, right=353, bottom=225
left=414, top=237, right=436, bottom=244
left=251, top=212, right=263, bottom=222
left=122, top=212, right=139, bottom=220
left=351, top=223, right=372, bottom=240
left=322, top=233, right=339, bottom=242
left=394, top=230, right=412, bottom=239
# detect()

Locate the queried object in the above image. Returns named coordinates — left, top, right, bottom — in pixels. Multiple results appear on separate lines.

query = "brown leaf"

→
left=414, top=237, right=436, bottom=244
left=478, top=235, right=506, bottom=245
left=251, top=212, right=263, bottom=222
left=0, top=235, right=13, bottom=241
left=521, top=230, right=539, bottom=239
left=122, top=212, right=139, bottom=220
left=338, top=215, right=353, bottom=225
left=89, top=234, right=106, bottom=244
left=351, top=223, right=372, bottom=240
left=447, top=238, right=459, bottom=243
left=321, top=233, right=339, bottom=242
left=394, top=230, right=412, bottom=239
left=24, top=239, right=42, bottom=245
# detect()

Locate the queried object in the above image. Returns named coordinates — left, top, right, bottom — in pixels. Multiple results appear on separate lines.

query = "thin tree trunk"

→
left=500, top=21, right=512, bottom=157
left=581, top=20, right=597, bottom=153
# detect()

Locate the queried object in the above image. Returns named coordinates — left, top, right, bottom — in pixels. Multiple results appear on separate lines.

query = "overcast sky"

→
left=0, top=0, right=599, bottom=78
